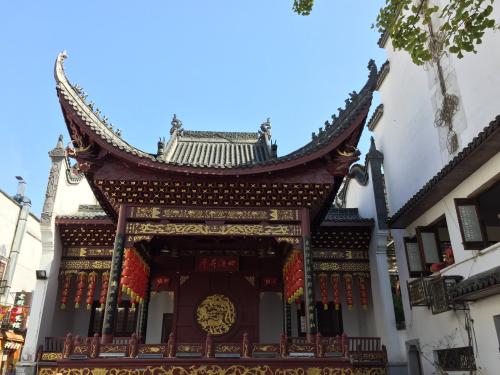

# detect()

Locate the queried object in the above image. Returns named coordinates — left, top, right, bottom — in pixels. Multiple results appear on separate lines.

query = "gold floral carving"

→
left=40, top=352, right=62, bottom=361
left=66, top=247, right=114, bottom=257
left=215, top=344, right=241, bottom=353
left=53, top=366, right=385, bottom=375
left=196, top=294, right=236, bottom=335
left=176, top=344, right=203, bottom=353
left=126, top=223, right=301, bottom=237
left=37, top=367, right=58, bottom=375
left=130, top=207, right=299, bottom=222
left=138, top=345, right=165, bottom=354
left=60, top=260, right=112, bottom=271
left=313, top=262, right=370, bottom=272
left=312, top=250, right=368, bottom=260
left=244, top=276, right=255, bottom=286
left=99, top=345, right=127, bottom=353
left=252, top=344, right=279, bottom=352
left=276, top=237, right=301, bottom=245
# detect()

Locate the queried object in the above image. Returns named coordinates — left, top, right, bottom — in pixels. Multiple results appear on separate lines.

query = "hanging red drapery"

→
left=344, top=273, right=354, bottom=310
left=99, top=272, right=109, bottom=308
left=74, top=272, right=87, bottom=309
left=283, top=250, right=304, bottom=304
left=358, top=274, right=369, bottom=310
left=60, top=274, right=72, bottom=310
left=86, top=272, right=98, bottom=310
left=331, top=273, right=341, bottom=310
left=318, top=273, right=329, bottom=310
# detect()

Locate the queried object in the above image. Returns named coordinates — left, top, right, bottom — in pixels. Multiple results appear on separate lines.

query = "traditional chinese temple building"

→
left=20, top=52, right=398, bottom=375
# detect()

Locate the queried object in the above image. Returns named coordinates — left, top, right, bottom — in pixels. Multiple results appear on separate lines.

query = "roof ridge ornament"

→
left=258, top=118, right=272, bottom=142
left=170, top=114, right=184, bottom=136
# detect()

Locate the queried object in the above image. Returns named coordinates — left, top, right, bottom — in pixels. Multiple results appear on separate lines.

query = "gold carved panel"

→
left=196, top=294, right=236, bottom=335
left=126, top=223, right=301, bottom=237
left=129, top=207, right=299, bottom=222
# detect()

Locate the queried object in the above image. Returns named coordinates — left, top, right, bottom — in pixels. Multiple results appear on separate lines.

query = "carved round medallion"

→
left=196, top=294, right=236, bottom=335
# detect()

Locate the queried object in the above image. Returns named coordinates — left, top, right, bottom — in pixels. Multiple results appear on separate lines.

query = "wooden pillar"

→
left=301, top=208, right=317, bottom=341
left=101, top=204, right=127, bottom=344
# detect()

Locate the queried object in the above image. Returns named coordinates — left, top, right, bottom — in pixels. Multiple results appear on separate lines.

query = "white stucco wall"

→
left=259, top=292, right=283, bottom=343
left=145, top=291, right=174, bottom=344
left=0, top=189, right=42, bottom=305
left=392, top=152, right=500, bottom=374
left=23, top=152, right=100, bottom=362
left=374, top=2, right=500, bottom=218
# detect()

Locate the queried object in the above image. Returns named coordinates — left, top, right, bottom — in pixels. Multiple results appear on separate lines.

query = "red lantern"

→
left=318, top=273, right=329, bottom=310
left=74, top=272, right=87, bottom=309
left=331, top=273, right=341, bottom=310
left=358, top=274, right=369, bottom=310
left=344, top=274, right=353, bottom=310
left=99, top=272, right=109, bottom=308
left=86, top=272, right=98, bottom=310
left=60, top=274, right=72, bottom=310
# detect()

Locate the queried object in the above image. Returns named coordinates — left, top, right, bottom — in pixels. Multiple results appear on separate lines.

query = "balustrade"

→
left=38, top=332, right=387, bottom=364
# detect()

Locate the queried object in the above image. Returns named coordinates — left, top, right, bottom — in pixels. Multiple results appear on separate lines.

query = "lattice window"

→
left=435, top=346, right=476, bottom=371
left=426, top=276, right=463, bottom=315
left=407, top=278, right=429, bottom=308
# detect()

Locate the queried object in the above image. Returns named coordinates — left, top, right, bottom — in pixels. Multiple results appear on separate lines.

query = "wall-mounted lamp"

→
left=36, top=270, right=48, bottom=280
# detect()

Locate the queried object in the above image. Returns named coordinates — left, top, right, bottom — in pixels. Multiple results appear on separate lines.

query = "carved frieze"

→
left=126, top=222, right=301, bottom=237
left=129, top=207, right=300, bottom=222
left=313, top=262, right=370, bottom=272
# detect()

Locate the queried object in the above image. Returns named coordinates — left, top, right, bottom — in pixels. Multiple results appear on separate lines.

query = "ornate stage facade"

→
left=27, top=52, right=387, bottom=374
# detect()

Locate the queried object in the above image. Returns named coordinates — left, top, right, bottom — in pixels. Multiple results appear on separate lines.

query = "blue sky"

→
left=0, top=1, right=385, bottom=215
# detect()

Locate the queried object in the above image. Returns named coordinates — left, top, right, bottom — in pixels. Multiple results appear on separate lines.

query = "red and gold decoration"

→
left=152, top=276, right=171, bottom=292
left=196, top=294, right=236, bottom=335
left=196, top=256, right=238, bottom=272
left=0, top=305, right=9, bottom=321
left=120, top=248, right=150, bottom=305
left=60, top=274, right=72, bottom=309
left=260, top=276, right=279, bottom=289
left=10, top=291, right=32, bottom=330
left=331, top=273, right=341, bottom=310
left=283, top=250, right=304, bottom=304
left=318, top=273, right=329, bottom=310
left=86, top=272, right=98, bottom=310
left=358, top=274, right=369, bottom=310
left=344, top=273, right=354, bottom=310
left=74, top=272, right=87, bottom=308
left=99, top=272, right=109, bottom=308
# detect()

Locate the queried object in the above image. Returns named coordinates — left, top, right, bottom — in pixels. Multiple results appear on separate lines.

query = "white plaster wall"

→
left=259, top=292, right=283, bottom=342
left=374, top=3, right=500, bottom=218
left=469, top=295, right=500, bottom=373
left=23, top=155, right=99, bottom=362
left=0, top=191, right=42, bottom=304
left=392, top=153, right=500, bottom=374
left=53, top=160, right=99, bottom=216
left=0, top=191, right=19, bottom=256
left=145, top=291, right=174, bottom=344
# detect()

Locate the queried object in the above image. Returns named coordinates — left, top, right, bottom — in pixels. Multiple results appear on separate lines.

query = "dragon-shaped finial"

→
left=170, top=114, right=183, bottom=135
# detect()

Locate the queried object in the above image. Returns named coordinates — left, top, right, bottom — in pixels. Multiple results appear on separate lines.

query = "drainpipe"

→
left=2, top=177, right=32, bottom=304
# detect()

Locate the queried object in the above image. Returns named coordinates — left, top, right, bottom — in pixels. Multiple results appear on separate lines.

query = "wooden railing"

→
left=38, top=333, right=387, bottom=365
left=44, top=336, right=134, bottom=352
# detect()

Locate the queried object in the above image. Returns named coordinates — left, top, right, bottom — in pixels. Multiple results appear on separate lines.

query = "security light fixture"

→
left=36, top=270, right=48, bottom=280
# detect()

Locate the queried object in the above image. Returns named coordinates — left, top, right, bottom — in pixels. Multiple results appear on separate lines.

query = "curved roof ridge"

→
left=55, top=52, right=377, bottom=173
left=54, top=51, right=155, bottom=161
